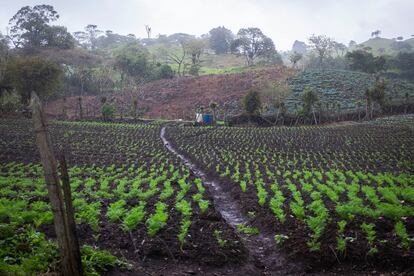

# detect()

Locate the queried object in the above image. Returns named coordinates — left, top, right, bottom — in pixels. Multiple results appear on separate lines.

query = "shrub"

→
left=242, top=89, right=262, bottom=115
left=102, top=104, right=116, bottom=120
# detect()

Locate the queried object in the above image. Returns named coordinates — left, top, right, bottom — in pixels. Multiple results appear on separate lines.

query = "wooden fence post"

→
left=59, top=151, right=83, bottom=275
left=30, top=92, right=83, bottom=276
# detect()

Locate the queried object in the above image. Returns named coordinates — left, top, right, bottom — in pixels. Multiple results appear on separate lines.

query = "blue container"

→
left=202, top=114, right=213, bottom=124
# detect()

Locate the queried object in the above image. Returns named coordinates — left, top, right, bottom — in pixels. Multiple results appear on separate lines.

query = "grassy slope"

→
left=358, top=37, right=414, bottom=55
left=146, top=43, right=246, bottom=75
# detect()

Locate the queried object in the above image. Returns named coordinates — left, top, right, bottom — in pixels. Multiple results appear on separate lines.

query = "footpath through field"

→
left=160, top=126, right=302, bottom=275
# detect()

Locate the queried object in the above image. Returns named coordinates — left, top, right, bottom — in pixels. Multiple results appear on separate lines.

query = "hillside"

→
left=287, top=69, right=414, bottom=112
left=45, top=68, right=414, bottom=120
left=45, top=66, right=294, bottom=120
left=146, top=42, right=247, bottom=75
left=359, top=37, right=414, bottom=55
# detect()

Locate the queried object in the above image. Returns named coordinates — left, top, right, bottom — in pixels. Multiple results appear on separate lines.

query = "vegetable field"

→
left=0, top=115, right=413, bottom=274
left=165, top=115, right=414, bottom=271
left=287, top=69, right=414, bottom=112
left=0, top=119, right=246, bottom=275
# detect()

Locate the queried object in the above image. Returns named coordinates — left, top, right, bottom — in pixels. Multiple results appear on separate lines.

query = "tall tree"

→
left=0, top=33, right=10, bottom=91
left=168, top=41, right=187, bottom=76
left=345, top=50, right=386, bottom=73
left=332, top=41, right=347, bottom=56
left=114, top=42, right=151, bottom=86
left=231, top=27, right=276, bottom=66
left=73, top=24, right=102, bottom=50
left=371, top=30, right=381, bottom=38
left=8, top=5, right=74, bottom=50
left=348, top=40, right=357, bottom=48
left=365, top=78, right=386, bottom=119
left=5, top=56, right=62, bottom=105
left=184, top=39, right=205, bottom=76
left=208, top=26, right=234, bottom=54
left=145, top=25, right=152, bottom=39
left=289, top=52, right=303, bottom=68
left=308, top=34, right=333, bottom=67
left=85, top=24, right=102, bottom=50
left=94, top=30, right=137, bottom=49
left=45, top=26, right=75, bottom=49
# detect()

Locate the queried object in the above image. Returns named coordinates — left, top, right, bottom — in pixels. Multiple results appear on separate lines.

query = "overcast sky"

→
left=1, top=0, right=413, bottom=50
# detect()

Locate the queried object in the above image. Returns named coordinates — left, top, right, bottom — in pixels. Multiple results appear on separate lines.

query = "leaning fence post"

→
left=30, top=92, right=83, bottom=276
left=60, top=150, right=83, bottom=275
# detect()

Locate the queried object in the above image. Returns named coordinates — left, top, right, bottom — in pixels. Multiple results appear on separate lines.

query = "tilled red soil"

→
left=44, top=66, right=293, bottom=120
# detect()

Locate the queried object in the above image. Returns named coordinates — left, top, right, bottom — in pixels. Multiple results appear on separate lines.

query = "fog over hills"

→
left=1, top=0, right=413, bottom=50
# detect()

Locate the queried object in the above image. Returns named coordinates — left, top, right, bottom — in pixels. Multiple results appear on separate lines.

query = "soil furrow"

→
left=160, top=126, right=303, bottom=275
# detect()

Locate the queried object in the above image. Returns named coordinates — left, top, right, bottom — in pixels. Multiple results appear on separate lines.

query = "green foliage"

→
left=197, top=199, right=210, bottom=213
left=269, top=186, right=286, bottom=222
left=274, top=234, right=289, bottom=245
left=240, top=180, right=247, bottom=192
left=123, top=202, right=146, bottom=231
left=306, top=199, right=329, bottom=252
left=101, top=104, right=116, bottom=120
left=301, top=86, right=319, bottom=116
left=394, top=221, right=411, bottom=250
left=157, top=64, right=174, bottom=79
left=345, top=50, right=386, bottom=74
left=236, top=223, right=259, bottom=236
left=213, top=230, right=227, bottom=248
left=242, top=89, right=262, bottom=115
left=287, top=69, right=414, bottom=114
left=5, top=56, right=62, bottom=105
left=0, top=91, right=22, bottom=113
left=159, top=180, right=174, bottom=200
left=361, top=223, right=378, bottom=255
left=256, top=181, right=268, bottom=207
left=175, top=199, right=192, bottom=217
left=114, top=42, right=151, bottom=82
left=0, top=226, right=59, bottom=274
left=146, top=202, right=168, bottom=236
left=336, top=220, right=347, bottom=254
left=74, top=199, right=101, bottom=232
left=81, top=245, right=127, bottom=276
left=231, top=27, right=278, bottom=66
left=209, top=26, right=233, bottom=54
left=107, top=200, right=126, bottom=222
left=9, top=5, right=74, bottom=49
left=177, top=218, right=191, bottom=247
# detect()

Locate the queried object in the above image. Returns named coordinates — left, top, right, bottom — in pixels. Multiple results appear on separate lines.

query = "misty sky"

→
left=1, top=0, right=413, bottom=50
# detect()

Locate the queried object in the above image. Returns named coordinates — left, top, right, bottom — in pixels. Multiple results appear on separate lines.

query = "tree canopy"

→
left=9, top=5, right=74, bottom=50
left=4, top=56, right=62, bottom=105
left=231, top=28, right=277, bottom=66
left=308, top=34, right=333, bottom=67
left=209, top=26, right=234, bottom=54
left=345, top=50, right=386, bottom=74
